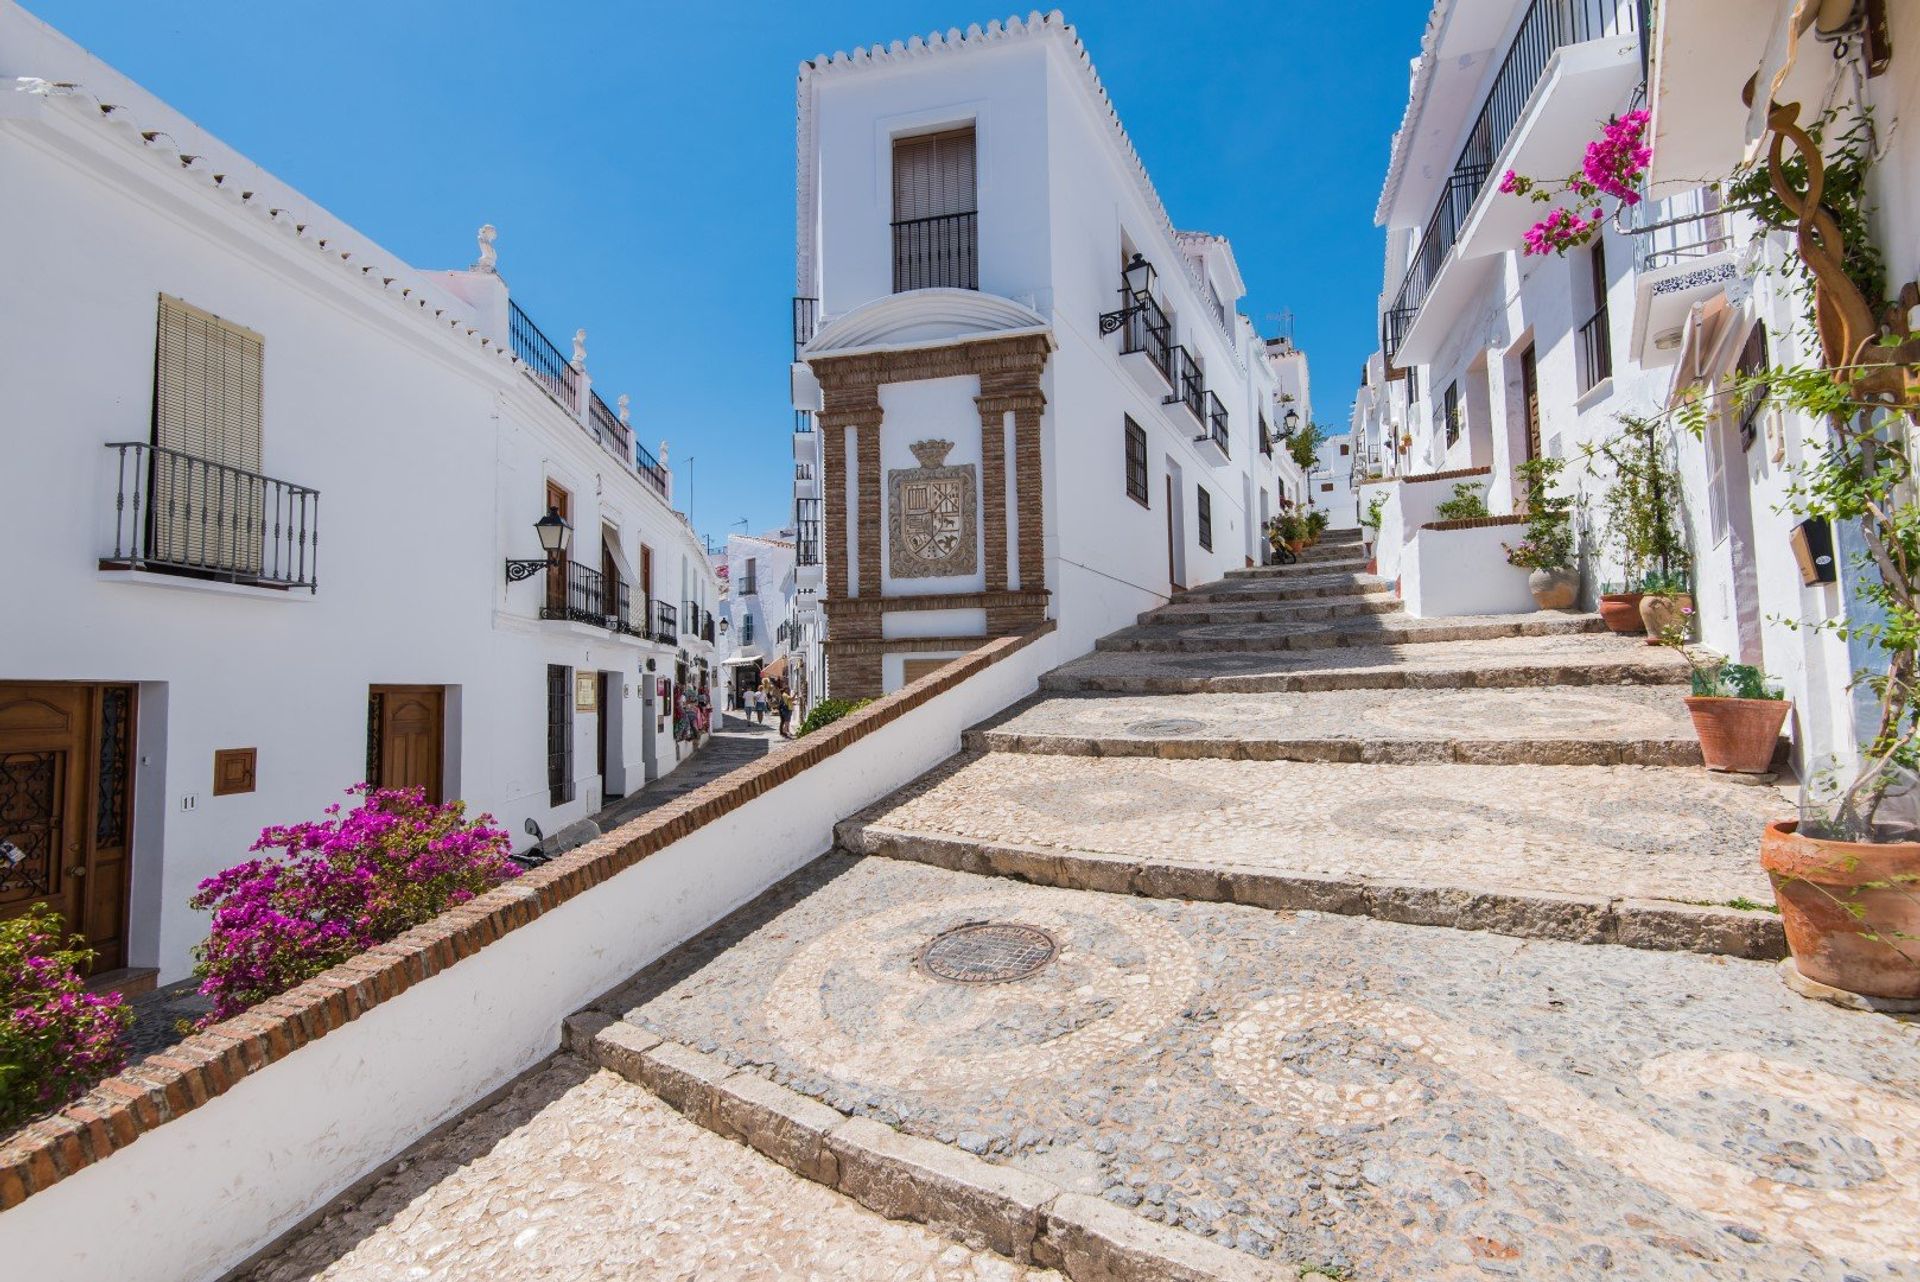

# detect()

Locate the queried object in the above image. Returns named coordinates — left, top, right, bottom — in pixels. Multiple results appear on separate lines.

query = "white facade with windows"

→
left=793, top=14, right=1296, bottom=689
left=713, top=531, right=798, bottom=709
left=0, top=2, right=718, bottom=985
left=1361, top=0, right=1898, bottom=777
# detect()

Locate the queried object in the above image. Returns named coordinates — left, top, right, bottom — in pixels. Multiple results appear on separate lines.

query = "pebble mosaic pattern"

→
left=604, top=857, right=1920, bottom=1281
left=856, top=752, right=1788, bottom=906
left=242, top=1057, right=1057, bottom=1281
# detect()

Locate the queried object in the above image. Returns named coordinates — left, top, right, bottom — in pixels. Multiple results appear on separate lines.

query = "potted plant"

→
left=1503, top=457, right=1578, bottom=609
left=1597, top=582, right=1645, bottom=634
left=1303, top=507, right=1329, bottom=547
left=1359, top=494, right=1386, bottom=573
left=1636, top=567, right=1694, bottom=644
left=1584, top=414, right=1691, bottom=635
left=1654, top=619, right=1793, bottom=773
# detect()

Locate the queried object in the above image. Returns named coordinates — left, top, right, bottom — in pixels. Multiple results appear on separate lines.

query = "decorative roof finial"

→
left=617, top=393, right=631, bottom=424
left=572, top=328, right=587, bottom=368
left=473, top=224, right=497, bottom=273
left=659, top=440, right=669, bottom=466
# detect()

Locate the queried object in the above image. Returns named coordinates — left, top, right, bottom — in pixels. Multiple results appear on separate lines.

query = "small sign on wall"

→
left=212, top=748, right=256, bottom=796
left=575, top=672, right=598, bottom=712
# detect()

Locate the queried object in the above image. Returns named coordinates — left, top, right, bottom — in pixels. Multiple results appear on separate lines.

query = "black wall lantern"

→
left=1098, top=253, right=1158, bottom=335
left=1282, top=407, right=1301, bottom=439
left=505, top=506, right=574, bottom=583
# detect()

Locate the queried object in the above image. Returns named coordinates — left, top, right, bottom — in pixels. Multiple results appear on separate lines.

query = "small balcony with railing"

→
left=794, top=458, right=819, bottom=500
left=1627, top=185, right=1738, bottom=364
left=1383, top=0, right=1641, bottom=368
left=649, top=599, right=678, bottom=646
left=892, top=211, right=978, bottom=292
left=101, top=442, right=319, bottom=592
left=1577, top=303, right=1614, bottom=396
left=1117, top=292, right=1173, bottom=394
left=1196, top=391, right=1231, bottom=465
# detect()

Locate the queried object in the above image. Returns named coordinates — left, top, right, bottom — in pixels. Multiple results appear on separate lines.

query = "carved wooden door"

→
left=368, top=685, right=444, bottom=804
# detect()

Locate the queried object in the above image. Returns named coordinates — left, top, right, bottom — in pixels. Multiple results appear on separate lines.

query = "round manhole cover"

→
left=1128, top=718, right=1206, bottom=736
left=917, top=922, right=1058, bottom=985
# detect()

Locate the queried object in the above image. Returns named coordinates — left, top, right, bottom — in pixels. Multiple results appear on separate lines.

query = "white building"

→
left=0, top=1, right=719, bottom=987
left=1361, top=0, right=1895, bottom=777
left=713, top=531, right=797, bottom=708
left=791, top=13, right=1293, bottom=696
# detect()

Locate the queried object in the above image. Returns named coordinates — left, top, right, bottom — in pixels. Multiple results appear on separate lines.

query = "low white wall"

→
left=0, top=630, right=1064, bottom=1282
left=1402, top=523, right=1539, bottom=618
left=1373, top=472, right=1490, bottom=592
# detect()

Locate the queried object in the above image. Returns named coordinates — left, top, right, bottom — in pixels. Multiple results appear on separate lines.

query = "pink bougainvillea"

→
left=1, top=904, right=132, bottom=1128
left=188, top=784, right=517, bottom=1025
left=1501, top=110, right=1652, bottom=256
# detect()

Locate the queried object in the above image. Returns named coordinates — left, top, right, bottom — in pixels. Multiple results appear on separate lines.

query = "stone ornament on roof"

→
left=572, top=329, right=587, bottom=369
left=473, top=223, right=498, bottom=273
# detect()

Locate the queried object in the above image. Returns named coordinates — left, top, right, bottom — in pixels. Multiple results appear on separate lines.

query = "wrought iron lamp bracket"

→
left=504, top=558, right=550, bottom=584
left=1098, top=303, right=1141, bottom=336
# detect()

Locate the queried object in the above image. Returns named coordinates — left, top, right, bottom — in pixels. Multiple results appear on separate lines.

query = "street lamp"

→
left=1283, top=407, right=1301, bottom=438
left=504, top=506, right=574, bottom=583
left=1098, top=253, right=1159, bottom=335
left=718, top=616, right=729, bottom=636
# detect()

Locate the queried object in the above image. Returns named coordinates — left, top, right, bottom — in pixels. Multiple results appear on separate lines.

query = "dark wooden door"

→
left=596, top=672, right=614, bottom=798
left=0, top=684, right=135, bottom=974
left=368, top=686, right=444, bottom=803
left=1520, top=344, right=1541, bottom=464
left=1165, top=476, right=1182, bottom=591
left=545, top=481, right=571, bottom=616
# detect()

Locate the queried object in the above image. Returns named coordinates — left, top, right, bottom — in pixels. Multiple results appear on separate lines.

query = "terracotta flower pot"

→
left=1365, top=557, right=1378, bottom=575
left=1638, top=592, right=1692, bottom=645
left=1527, top=567, right=1578, bottom=610
left=1683, top=696, right=1789, bottom=774
left=1762, top=819, right=1920, bottom=1000
left=1598, top=591, right=1646, bottom=634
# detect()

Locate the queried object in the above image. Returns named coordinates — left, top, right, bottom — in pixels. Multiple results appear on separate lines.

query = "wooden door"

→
left=639, top=543, right=655, bottom=624
left=1520, top=344, right=1541, bottom=464
left=0, top=684, right=135, bottom=974
left=368, top=686, right=444, bottom=803
left=1165, top=476, right=1183, bottom=591
left=596, top=672, right=613, bottom=797
left=545, top=481, right=570, bottom=616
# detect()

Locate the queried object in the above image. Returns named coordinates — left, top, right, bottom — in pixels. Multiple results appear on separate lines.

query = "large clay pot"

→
left=1598, top=591, right=1646, bottom=634
left=1638, top=592, right=1693, bottom=644
left=1528, top=567, right=1579, bottom=610
left=1762, top=819, right=1920, bottom=1000
left=1683, top=696, right=1790, bottom=773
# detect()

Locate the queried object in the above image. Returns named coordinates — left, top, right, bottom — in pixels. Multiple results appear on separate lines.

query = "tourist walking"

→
left=775, top=684, right=793, bottom=738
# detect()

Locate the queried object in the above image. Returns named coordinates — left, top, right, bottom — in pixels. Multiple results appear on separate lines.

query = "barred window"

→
left=1123, top=417, right=1149, bottom=505
left=1197, top=486, right=1213, bottom=551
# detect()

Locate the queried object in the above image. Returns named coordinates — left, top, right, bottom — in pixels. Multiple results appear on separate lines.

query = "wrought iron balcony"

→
left=587, top=391, right=632, bottom=456
left=509, top=299, right=578, bottom=410
left=792, top=296, right=819, bottom=359
left=1162, top=346, right=1206, bottom=423
left=1383, top=0, right=1639, bottom=360
left=542, top=560, right=607, bottom=624
left=1203, top=392, right=1230, bottom=458
left=1577, top=305, right=1613, bottom=394
left=795, top=512, right=821, bottom=568
left=1118, top=292, right=1172, bottom=383
left=1631, top=185, right=1734, bottom=273
left=892, top=211, right=978, bottom=292
left=102, top=442, right=319, bottom=592
left=634, top=439, right=669, bottom=500
left=650, top=598, right=678, bottom=645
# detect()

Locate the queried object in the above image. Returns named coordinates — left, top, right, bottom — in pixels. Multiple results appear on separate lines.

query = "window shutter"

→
left=152, top=296, right=265, bottom=572
left=892, top=128, right=976, bottom=221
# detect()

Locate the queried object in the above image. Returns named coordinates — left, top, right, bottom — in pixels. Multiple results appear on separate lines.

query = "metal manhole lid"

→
left=917, top=922, right=1058, bottom=985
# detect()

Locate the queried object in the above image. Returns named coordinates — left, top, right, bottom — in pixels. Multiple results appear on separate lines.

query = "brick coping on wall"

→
left=0, top=624, right=1056, bottom=1213
left=1420, top=513, right=1531, bottom=532
left=1395, top=464, right=1493, bottom=485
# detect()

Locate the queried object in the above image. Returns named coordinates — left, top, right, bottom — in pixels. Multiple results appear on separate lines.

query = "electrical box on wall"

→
left=1789, top=518, right=1837, bottom=586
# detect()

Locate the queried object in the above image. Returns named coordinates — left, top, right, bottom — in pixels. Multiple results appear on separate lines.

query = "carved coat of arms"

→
left=888, top=439, right=978, bottom=578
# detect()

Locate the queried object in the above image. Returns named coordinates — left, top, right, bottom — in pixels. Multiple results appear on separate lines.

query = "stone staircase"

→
left=564, top=541, right=1920, bottom=1281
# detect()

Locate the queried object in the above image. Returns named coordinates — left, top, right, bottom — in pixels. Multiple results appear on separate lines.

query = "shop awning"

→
left=721, top=655, right=760, bottom=667
left=762, top=655, right=789, bottom=682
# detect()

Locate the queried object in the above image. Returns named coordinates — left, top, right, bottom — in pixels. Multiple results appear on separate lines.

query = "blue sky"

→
left=28, top=1, right=1431, bottom=546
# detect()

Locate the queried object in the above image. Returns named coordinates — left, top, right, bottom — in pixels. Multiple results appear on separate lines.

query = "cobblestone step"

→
left=835, top=752, right=1790, bottom=958
left=1042, top=634, right=1689, bottom=693
left=1096, top=610, right=1606, bottom=653
left=963, top=687, right=1723, bottom=767
left=1225, top=554, right=1371, bottom=579
left=1174, top=572, right=1390, bottom=604
left=585, top=855, right=1920, bottom=1278
left=576, top=1017, right=1275, bottom=1281
left=1141, top=592, right=1403, bottom=626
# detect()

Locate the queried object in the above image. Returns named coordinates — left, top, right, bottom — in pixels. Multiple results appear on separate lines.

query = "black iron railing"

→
left=738, top=573, right=757, bottom=596
left=1259, top=422, right=1275, bottom=457
left=793, top=296, right=818, bottom=359
left=794, top=409, right=814, bottom=433
left=1577, top=306, right=1613, bottom=393
left=796, top=461, right=815, bottom=482
left=103, top=442, right=319, bottom=591
left=892, top=211, right=978, bottom=292
left=701, top=611, right=715, bottom=643
left=588, top=391, right=632, bottom=456
left=1162, top=346, right=1205, bottom=423
left=651, top=598, right=678, bottom=644
left=1119, top=292, right=1172, bottom=382
left=633, top=440, right=669, bottom=500
left=1384, top=0, right=1639, bottom=358
left=509, top=299, right=578, bottom=409
left=796, top=515, right=821, bottom=567
left=1631, top=186, right=1734, bottom=272
left=543, top=560, right=605, bottom=624
left=1202, top=391, right=1230, bottom=457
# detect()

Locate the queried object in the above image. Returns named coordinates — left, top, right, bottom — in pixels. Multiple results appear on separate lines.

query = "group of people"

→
left=738, top=676, right=796, bottom=738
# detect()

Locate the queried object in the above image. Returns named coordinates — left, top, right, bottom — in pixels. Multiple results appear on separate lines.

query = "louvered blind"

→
left=892, top=128, right=976, bottom=221
left=152, top=295, right=265, bottom=572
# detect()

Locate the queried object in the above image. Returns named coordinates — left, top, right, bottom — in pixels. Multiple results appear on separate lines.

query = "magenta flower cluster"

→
left=1, top=904, right=132, bottom=1129
left=188, top=784, right=518, bottom=1026
left=1499, top=110, right=1653, bottom=256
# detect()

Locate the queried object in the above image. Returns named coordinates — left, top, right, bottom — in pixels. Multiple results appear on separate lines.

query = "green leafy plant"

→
left=1583, top=414, right=1690, bottom=589
left=1502, top=457, right=1575, bottom=570
left=1434, top=482, right=1489, bottom=521
left=1268, top=505, right=1307, bottom=548
left=1303, top=508, right=1329, bottom=542
left=1638, top=567, right=1691, bottom=597
left=797, top=697, right=872, bottom=737
left=1, top=905, right=132, bottom=1129
left=1360, top=494, right=1386, bottom=533
left=1288, top=420, right=1327, bottom=472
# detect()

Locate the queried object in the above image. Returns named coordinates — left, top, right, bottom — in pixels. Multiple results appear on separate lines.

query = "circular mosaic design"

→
left=1356, top=689, right=1675, bottom=738
left=1211, top=991, right=1450, bottom=1127
left=916, top=922, right=1057, bottom=985
left=764, top=892, right=1197, bottom=1091
left=1126, top=718, right=1207, bottom=737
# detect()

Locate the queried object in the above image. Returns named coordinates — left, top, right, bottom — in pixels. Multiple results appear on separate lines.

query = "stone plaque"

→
left=888, top=439, right=977, bottom=578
